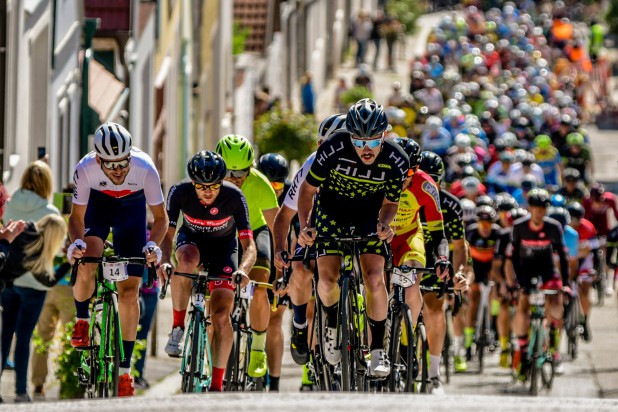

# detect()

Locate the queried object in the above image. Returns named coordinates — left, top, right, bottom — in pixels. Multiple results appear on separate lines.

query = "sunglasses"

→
left=193, top=182, right=222, bottom=191
left=350, top=136, right=383, bottom=149
left=102, top=157, right=131, bottom=170
left=226, top=168, right=250, bottom=178
left=271, top=181, right=285, bottom=191
left=407, top=167, right=417, bottom=178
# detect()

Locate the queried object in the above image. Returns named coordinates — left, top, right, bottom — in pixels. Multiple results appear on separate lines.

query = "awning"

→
left=88, top=57, right=126, bottom=121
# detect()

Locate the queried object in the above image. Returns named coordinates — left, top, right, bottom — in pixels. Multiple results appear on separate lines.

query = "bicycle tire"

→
left=387, top=305, right=416, bottom=392
left=442, top=309, right=452, bottom=384
left=340, top=276, right=353, bottom=391
left=110, top=294, right=121, bottom=397
left=415, top=322, right=429, bottom=393
left=182, top=312, right=202, bottom=392
left=98, top=295, right=120, bottom=397
left=528, top=325, right=540, bottom=396
left=478, top=307, right=487, bottom=374
left=224, top=326, right=240, bottom=391
left=351, top=286, right=368, bottom=393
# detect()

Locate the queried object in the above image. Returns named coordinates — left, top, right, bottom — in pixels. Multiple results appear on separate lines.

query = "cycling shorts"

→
left=84, top=190, right=147, bottom=277
left=471, top=261, right=492, bottom=285
left=175, top=228, right=238, bottom=292
left=314, top=209, right=385, bottom=258
left=517, top=271, right=563, bottom=294
left=253, top=225, right=272, bottom=272
left=577, top=253, right=594, bottom=283
left=392, top=229, right=426, bottom=267
left=268, top=233, right=289, bottom=307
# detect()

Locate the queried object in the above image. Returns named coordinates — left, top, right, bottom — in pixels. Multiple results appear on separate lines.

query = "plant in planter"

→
left=54, top=321, right=86, bottom=399
left=340, top=86, right=374, bottom=106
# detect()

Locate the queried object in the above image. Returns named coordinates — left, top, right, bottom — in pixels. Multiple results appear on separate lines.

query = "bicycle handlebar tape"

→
left=303, top=246, right=312, bottom=271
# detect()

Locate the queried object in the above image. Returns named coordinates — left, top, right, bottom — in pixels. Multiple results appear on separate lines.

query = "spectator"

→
left=333, top=77, right=349, bottom=113
left=382, top=16, right=403, bottom=71
left=371, top=10, right=385, bottom=70
left=300, top=72, right=316, bottom=116
left=354, top=64, right=373, bottom=91
left=351, top=9, right=373, bottom=66
left=386, top=81, right=405, bottom=107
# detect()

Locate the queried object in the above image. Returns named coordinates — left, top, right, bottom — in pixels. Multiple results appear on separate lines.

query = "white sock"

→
left=77, top=317, right=90, bottom=323
left=429, top=354, right=441, bottom=379
left=119, top=367, right=130, bottom=376
left=293, top=320, right=308, bottom=329
left=453, top=336, right=464, bottom=356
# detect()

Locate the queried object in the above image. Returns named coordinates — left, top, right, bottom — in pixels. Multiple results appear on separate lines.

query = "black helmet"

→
left=187, top=150, right=227, bottom=184
left=495, top=192, right=518, bottom=211
left=346, top=98, right=389, bottom=138
left=590, top=182, right=605, bottom=199
left=419, top=151, right=445, bottom=184
left=475, top=195, right=495, bottom=208
left=547, top=206, right=571, bottom=228
left=563, top=168, right=581, bottom=182
left=521, top=174, right=537, bottom=191
left=395, top=138, right=422, bottom=168
left=527, top=188, right=551, bottom=207
left=318, top=113, right=347, bottom=141
left=257, top=153, right=289, bottom=183
left=508, top=207, right=529, bottom=221
left=567, top=202, right=585, bottom=219
left=476, top=205, right=497, bottom=222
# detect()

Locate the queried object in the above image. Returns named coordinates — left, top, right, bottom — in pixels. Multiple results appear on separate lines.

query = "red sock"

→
left=210, top=367, right=225, bottom=391
left=173, top=309, right=186, bottom=329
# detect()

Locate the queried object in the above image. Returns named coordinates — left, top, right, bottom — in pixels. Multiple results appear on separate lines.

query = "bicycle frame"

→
left=475, top=280, right=495, bottom=372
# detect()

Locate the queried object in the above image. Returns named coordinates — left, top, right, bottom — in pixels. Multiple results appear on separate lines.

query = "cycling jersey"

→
left=583, top=193, right=618, bottom=237
left=508, top=216, right=569, bottom=289
left=557, top=187, right=585, bottom=205
left=283, top=152, right=316, bottom=212
left=166, top=180, right=252, bottom=240
left=564, top=225, right=579, bottom=258
left=72, top=149, right=164, bottom=206
left=465, top=223, right=502, bottom=284
left=575, top=218, right=596, bottom=278
left=561, top=148, right=591, bottom=182
left=532, top=146, right=561, bottom=186
left=241, top=168, right=279, bottom=230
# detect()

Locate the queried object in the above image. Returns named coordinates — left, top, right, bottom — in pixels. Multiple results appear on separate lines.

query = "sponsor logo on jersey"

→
left=378, top=163, right=392, bottom=169
left=315, top=140, right=345, bottom=166
left=99, top=181, right=107, bottom=187
left=224, top=266, right=232, bottom=273
left=334, top=164, right=386, bottom=181
left=128, top=182, right=137, bottom=186
left=210, top=207, right=219, bottom=215
left=422, top=181, right=440, bottom=206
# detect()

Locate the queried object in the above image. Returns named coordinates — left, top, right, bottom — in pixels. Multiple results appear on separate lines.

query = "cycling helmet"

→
left=318, top=113, right=346, bottom=141
left=426, top=116, right=443, bottom=131
left=563, top=168, right=581, bottom=182
left=187, top=150, right=227, bottom=184
left=475, top=195, right=495, bottom=208
left=346, top=98, right=389, bottom=138
left=566, top=132, right=585, bottom=146
left=551, top=194, right=567, bottom=207
left=521, top=174, right=537, bottom=191
left=495, top=193, right=518, bottom=211
left=454, top=133, right=472, bottom=148
left=419, top=151, right=445, bottom=184
left=461, top=198, right=477, bottom=224
left=257, top=153, right=289, bottom=183
left=215, top=134, right=255, bottom=170
left=462, top=176, right=481, bottom=196
left=527, top=188, right=551, bottom=207
left=395, top=138, right=422, bottom=168
left=461, top=165, right=478, bottom=179
left=534, top=134, right=552, bottom=149
left=508, top=207, right=529, bottom=222
left=499, top=151, right=514, bottom=162
left=93, top=122, right=132, bottom=160
left=547, top=206, right=571, bottom=228
left=590, top=182, right=605, bottom=199
left=566, top=202, right=585, bottom=219
left=476, top=205, right=497, bottom=222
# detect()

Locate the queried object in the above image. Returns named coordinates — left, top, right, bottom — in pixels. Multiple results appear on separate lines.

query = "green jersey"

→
left=241, top=168, right=279, bottom=230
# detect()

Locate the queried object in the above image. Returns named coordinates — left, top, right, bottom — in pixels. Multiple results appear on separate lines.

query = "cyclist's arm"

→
left=273, top=205, right=296, bottom=254
left=263, top=207, right=279, bottom=234
left=148, top=202, right=169, bottom=245
left=238, top=237, right=257, bottom=274
left=68, top=203, right=87, bottom=243
left=160, top=226, right=176, bottom=267
left=378, top=198, right=399, bottom=227
left=298, top=180, right=318, bottom=230
left=553, top=226, right=570, bottom=285
left=452, top=238, right=466, bottom=274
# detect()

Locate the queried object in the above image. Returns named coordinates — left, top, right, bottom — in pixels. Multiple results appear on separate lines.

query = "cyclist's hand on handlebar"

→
left=562, top=285, right=574, bottom=297
left=434, top=256, right=451, bottom=280
left=67, top=239, right=87, bottom=264
left=142, top=241, right=162, bottom=265
left=298, top=227, right=316, bottom=247
left=377, top=222, right=394, bottom=243
left=158, top=263, right=173, bottom=284
left=274, top=277, right=289, bottom=298
left=232, top=269, right=250, bottom=288
left=453, top=271, right=469, bottom=292
left=274, top=250, right=290, bottom=271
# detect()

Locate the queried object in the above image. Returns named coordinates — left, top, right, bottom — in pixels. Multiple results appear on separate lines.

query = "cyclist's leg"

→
left=209, top=287, right=235, bottom=391
left=464, top=275, right=482, bottom=352
left=289, top=253, right=314, bottom=327
left=316, top=255, right=341, bottom=322
left=172, top=238, right=201, bottom=327
left=423, top=287, right=447, bottom=389
left=393, top=229, right=425, bottom=326
left=578, top=253, right=593, bottom=339
left=266, top=305, right=286, bottom=391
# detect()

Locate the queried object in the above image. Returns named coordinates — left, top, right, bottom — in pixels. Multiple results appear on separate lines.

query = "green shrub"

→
left=55, top=322, right=86, bottom=399
left=254, top=108, right=317, bottom=164
left=340, top=86, right=374, bottom=106
left=386, top=0, right=422, bottom=35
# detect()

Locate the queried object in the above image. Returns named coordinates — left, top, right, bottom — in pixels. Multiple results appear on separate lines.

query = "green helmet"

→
left=534, top=134, right=552, bottom=149
left=215, top=134, right=255, bottom=170
left=566, top=132, right=584, bottom=146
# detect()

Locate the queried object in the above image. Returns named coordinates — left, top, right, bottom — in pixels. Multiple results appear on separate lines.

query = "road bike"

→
left=71, top=253, right=155, bottom=398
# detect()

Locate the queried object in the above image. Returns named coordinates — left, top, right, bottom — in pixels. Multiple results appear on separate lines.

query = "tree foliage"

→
left=385, top=0, right=422, bottom=34
left=340, top=86, right=374, bottom=105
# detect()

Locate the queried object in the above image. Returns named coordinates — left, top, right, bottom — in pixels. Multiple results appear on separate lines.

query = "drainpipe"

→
left=80, top=18, right=98, bottom=157
left=0, top=2, right=6, bottom=176
left=180, top=38, right=190, bottom=178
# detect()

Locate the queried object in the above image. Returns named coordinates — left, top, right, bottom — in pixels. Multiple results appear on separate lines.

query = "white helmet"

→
left=94, top=122, right=132, bottom=160
left=426, top=116, right=443, bottom=131
left=318, top=114, right=347, bottom=142
left=460, top=198, right=477, bottom=223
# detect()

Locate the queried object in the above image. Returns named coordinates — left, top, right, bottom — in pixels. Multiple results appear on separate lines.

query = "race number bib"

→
left=193, top=292, right=206, bottom=309
left=102, top=261, right=129, bottom=282
left=391, top=267, right=417, bottom=288
left=528, top=291, right=545, bottom=306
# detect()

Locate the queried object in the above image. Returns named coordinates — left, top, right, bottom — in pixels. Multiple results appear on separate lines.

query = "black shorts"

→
left=175, top=228, right=238, bottom=282
left=84, top=190, right=147, bottom=277
left=253, top=225, right=272, bottom=272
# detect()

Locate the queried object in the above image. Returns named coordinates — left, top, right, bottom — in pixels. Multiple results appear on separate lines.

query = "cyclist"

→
left=557, top=168, right=585, bottom=205
left=272, top=114, right=346, bottom=385
left=420, top=116, right=452, bottom=158
left=463, top=205, right=502, bottom=362
left=418, top=151, right=469, bottom=380
left=297, top=99, right=408, bottom=377
left=567, top=201, right=598, bottom=342
left=160, top=151, right=255, bottom=392
left=391, top=142, right=452, bottom=394
left=68, top=122, right=168, bottom=397
left=257, top=152, right=291, bottom=392
left=561, top=133, right=593, bottom=184
left=507, top=189, right=569, bottom=380
left=532, top=134, right=562, bottom=190
left=215, top=134, right=279, bottom=379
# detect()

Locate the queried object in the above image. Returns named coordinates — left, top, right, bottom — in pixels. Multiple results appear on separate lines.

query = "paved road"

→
left=3, top=11, right=618, bottom=408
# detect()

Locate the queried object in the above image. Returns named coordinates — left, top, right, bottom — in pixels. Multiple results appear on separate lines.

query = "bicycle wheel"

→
left=477, top=307, right=487, bottom=374
left=387, top=305, right=416, bottom=392
left=340, top=276, right=354, bottom=391
left=224, top=325, right=239, bottom=391
left=181, top=312, right=203, bottom=393
left=312, top=303, right=333, bottom=391
left=528, top=325, right=540, bottom=396
left=415, top=321, right=429, bottom=393
left=99, top=295, right=120, bottom=397
left=442, top=309, right=452, bottom=384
